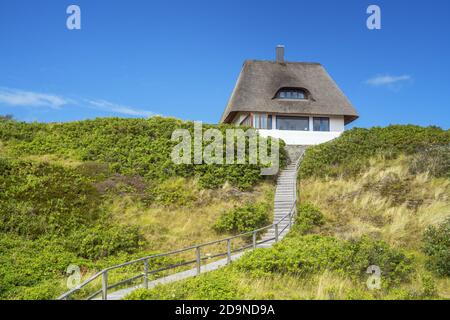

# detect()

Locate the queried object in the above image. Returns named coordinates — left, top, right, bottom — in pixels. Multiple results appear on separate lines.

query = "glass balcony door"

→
left=252, top=113, right=272, bottom=129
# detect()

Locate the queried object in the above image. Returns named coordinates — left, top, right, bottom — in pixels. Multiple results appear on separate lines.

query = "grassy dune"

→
left=126, top=125, right=450, bottom=300
left=0, top=117, right=277, bottom=299
left=301, top=155, right=449, bottom=248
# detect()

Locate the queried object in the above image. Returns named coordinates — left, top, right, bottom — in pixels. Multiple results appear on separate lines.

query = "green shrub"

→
left=0, top=158, right=101, bottom=238
left=63, top=224, right=142, bottom=260
left=420, top=273, right=438, bottom=298
left=0, top=117, right=287, bottom=190
left=125, top=270, right=241, bottom=300
left=292, top=203, right=325, bottom=234
left=0, top=157, right=146, bottom=298
left=346, top=236, right=413, bottom=285
left=299, top=125, right=450, bottom=179
left=213, top=203, right=270, bottom=234
left=423, top=218, right=450, bottom=276
left=0, top=234, right=82, bottom=299
left=9, top=279, right=65, bottom=300
left=234, top=235, right=412, bottom=285
left=197, top=164, right=262, bottom=190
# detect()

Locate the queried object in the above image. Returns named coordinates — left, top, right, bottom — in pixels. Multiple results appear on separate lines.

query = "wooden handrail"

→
left=58, top=151, right=304, bottom=300
left=58, top=202, right=297, bottom=300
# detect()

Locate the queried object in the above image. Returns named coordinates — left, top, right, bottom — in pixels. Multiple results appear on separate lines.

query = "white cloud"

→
left=0, top=86, right=156, bottom=118
left=365, top=75, right=412, bottom=87
left=0, top=87, right=70, bottom=108
left=87, top=99, right=155, bottom=117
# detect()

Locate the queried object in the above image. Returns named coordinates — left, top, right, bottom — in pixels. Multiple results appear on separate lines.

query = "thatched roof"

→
left=220, top=60, right=358, bottom=124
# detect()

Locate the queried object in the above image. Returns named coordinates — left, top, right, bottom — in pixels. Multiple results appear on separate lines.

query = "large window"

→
left=275, top=88, right=307, bottom=100
left=313, top=117, right=330, bottom=131
left=267, top=115, right=272, bottom=129
left=276, top=116, right=309, bottom=131
left=252, top=113, right=272, bottom=129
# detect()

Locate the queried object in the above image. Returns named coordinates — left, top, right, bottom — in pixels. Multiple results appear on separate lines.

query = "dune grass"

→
left=299, top=154, right=450, bottom=249
left=106, top=178, right=274, bottom=252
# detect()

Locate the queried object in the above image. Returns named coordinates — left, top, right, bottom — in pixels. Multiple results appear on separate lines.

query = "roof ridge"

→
left=244, top=59, right=322, bottom=66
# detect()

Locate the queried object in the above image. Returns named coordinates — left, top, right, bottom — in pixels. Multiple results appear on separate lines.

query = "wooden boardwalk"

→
left=258, top=161, right=299, bottom=247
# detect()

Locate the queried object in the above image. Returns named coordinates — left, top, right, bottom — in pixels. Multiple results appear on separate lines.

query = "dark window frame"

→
left=274, top=87, right=309, bottom=100
left=267, top=115, right=272, bottom=130
left=313, top=117, right=330, bottom=132
left=276, top=116, right=310, bottom=131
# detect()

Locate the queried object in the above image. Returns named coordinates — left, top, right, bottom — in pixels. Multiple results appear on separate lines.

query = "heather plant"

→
left=0, top=117, right=287, bottom=190
left=292, top=203, right=325, bottom=235
left=423, top=218, right=450, bottom=276
left=299, top=125, right=450, bottom=179
left=213, top=202, right=270, bottom=234
left=234, top=235, right=412, bottom=285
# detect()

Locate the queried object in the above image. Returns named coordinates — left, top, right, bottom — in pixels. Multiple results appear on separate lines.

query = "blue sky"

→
left=0, top=0, right=449, bottom=129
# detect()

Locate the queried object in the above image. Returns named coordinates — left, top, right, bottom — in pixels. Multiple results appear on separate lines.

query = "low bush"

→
left=292, top=203, right=325, bottom=235
left=234, top=235, right=412, bottom=285
left=299, top=125, right=450, bottom=179
left=423, top=218, right=450, bottom=276
left=0, top=234, right=83, bottom=299
left=419, top=273, right=438, bottom=298
left=0, top=158, right=101, bottom=239
left=63, top=224, right=143, bottom=260
left=125, top=270, right=242, bottom=300
left=213, top=202, right=270, bottom=234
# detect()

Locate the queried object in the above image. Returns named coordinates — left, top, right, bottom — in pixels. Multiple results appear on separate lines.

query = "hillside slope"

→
left=126, top=125, right=450, bottom=300
left=0, top=117, right=282, bottom=299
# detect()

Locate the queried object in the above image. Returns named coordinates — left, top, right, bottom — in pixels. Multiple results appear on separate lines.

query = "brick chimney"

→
left=276, top=45, right=285, bottom=63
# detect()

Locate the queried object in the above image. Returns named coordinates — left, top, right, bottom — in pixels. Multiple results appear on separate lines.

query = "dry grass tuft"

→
left=233, top=271, right=355, bottom=300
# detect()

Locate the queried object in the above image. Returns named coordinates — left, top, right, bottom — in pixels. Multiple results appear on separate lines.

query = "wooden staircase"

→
left=259, top=147, right=305, bottom=247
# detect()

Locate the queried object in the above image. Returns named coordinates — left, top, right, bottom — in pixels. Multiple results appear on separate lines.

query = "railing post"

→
left=227, top=239, right=232, bottom=264
left=289, top=211, right=292, bottom=229
left=196, top=246, right=201, bottom=275
left=143, top=259, right=149, bottom=289
left=275, top=224, right=279, bottom=242
left=101, top=271, right=108, bottom=300
left=252, top=231, right=257, bottom=249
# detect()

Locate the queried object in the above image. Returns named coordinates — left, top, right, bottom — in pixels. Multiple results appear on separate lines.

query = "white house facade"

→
left=220, top=46, right=358, bottom=145
left=230, top=112, right=345, bottom=145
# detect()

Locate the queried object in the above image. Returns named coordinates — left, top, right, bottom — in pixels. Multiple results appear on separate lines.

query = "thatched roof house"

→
left=220, top=46, right=358, bottom=145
